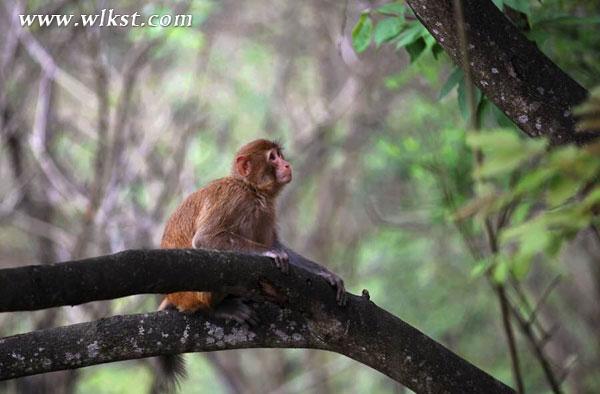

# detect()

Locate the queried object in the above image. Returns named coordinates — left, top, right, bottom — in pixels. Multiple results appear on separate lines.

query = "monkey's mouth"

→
left=279, top=172, right=292, bottom=183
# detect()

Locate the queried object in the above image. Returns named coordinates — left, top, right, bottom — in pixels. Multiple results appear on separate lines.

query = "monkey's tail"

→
left=151, top=298, right=187, bottom=393
left=151, top=354, right=187, bottom=394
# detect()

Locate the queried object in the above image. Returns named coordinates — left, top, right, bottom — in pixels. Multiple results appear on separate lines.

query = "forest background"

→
left=0, top=0, right=599, bottom=393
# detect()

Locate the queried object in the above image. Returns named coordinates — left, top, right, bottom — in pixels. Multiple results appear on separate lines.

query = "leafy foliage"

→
left=352, top=12, right=373, bottom=53
left=458, top=126, right=599, bottom=281
left=351, top=2, right=442, bottom=64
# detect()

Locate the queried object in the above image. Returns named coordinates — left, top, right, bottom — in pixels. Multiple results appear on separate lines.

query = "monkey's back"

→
left=160, top=177, right=273, bottom=248
left=160, top=186, right=216, bottom=311
left=160, top=189, right=204, bottom=248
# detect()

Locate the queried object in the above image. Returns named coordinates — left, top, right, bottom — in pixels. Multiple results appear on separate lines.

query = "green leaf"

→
left=423, top=33, right=436, bottom=48
left=466, top=129, right=543, bottom=177
left=439, top=67, right=463, bottom=100
left=402, top=136, right=420, bottom=152
left=374, top=17, right=403, bottom=47
left=546, top=176, right=580, bottom=207
left=492, top=257, right=510, bottom=284
left=457, top=81, right=483, bottom=121
left=352, top=13, right=373, bottom=53
left=490, top=103, right=515, bottom=128
left=518, top=229, right=551, bottom=260
left=470, top=258, right=491, bottom=279
left=521, top=138, right=547, bottom=156
left=394, top=23, right=426, bottom=49
left=525, top=29, right=551, bottom=46
left=476, top=151, right=530, bottom=178
left=379, top=139, right=402, bottom=158
left=405, top=37, right=426, bottom=63
left=457, top=80, right=467, bottom=119
left=513, top=168, right=554, bottom=196
left=503, top=0, right=530, bottom=15
left=544, top=208, right=590, bottom=231
left=511, top=252, right=533, bottom=280
left=545, top=234, right=564, bottom=257
left=501, top=221, right=535, bottom=243
left=511, top=201, right=531, bottom=225
left=549, top=145, right=579, bottom=167
left=533, top=15, right=600, bottom=28
left=376, top=2, right=406, bottom=16
left=431, top=42, right=444, bottom=59
left=582, top=186, right=600, bottom=209
left=466, top=129, right=521, bottom=152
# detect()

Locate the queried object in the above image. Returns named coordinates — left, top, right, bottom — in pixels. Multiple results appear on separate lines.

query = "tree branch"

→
left=406, top=0, right=596, bottom=145
left=0, top=249, right=513, bottom=393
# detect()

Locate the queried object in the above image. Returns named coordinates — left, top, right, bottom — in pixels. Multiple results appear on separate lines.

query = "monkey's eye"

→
left=268, top=151, right=276, bottom=161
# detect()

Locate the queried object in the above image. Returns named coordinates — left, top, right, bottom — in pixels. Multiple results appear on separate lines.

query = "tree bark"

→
left=406, top=0, right=596, bottom=145
left=0, top=249, right=513, bottom=393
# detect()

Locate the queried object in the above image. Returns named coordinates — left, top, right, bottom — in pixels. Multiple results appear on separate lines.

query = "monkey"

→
left=153, top=139, right=346, bottom=392
left=159, top=139, right=292, bottom=316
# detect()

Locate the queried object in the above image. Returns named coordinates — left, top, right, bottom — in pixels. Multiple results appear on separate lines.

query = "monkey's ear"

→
left=235, top=155, right=252, bottom=177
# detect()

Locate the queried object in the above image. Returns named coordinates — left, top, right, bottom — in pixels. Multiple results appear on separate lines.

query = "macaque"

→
left=154, top=139, right=346, bottom=391
left=159, top=139, right=293, bottom=321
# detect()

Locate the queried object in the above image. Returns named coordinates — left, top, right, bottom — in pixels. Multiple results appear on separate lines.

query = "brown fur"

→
left=160, top=139, right=291, bottom=312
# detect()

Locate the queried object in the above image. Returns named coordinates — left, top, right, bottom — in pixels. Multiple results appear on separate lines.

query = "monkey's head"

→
left=233, top=139, right=292, bottom=195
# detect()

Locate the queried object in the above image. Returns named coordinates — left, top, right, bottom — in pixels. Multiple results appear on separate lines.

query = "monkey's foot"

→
left=318, top=270, right=347, bottom=306
left=213, top=297, right=259, bottom=326
left=262, top=249, right=289, bottom=273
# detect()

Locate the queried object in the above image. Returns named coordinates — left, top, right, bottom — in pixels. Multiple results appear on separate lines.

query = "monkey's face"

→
left=233, top=140, right=292, bottom=195
left=266, top=148, right=292, bottom=185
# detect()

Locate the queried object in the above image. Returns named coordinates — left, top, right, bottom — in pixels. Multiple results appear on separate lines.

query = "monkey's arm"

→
left=192, top=230, right=289, bottom=272
left=276, top=241, right=347, bottom=306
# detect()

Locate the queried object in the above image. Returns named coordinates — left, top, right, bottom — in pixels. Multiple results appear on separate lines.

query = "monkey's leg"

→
left=164, top=291, right=216, bottom=313
left=163, top=291, right=258, bottom=326
left=212, top=296, right=259, bottom=326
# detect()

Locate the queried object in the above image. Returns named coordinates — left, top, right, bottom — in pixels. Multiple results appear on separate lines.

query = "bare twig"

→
left=151, top=117, right=206, bottom=222
left=507, top=279, right=550, bottom=340
left=5, top=1, right=96, bottom=108
left=337, top=0, right=349, bottom=59
left=10, top=211, right=74, bottom=251
left=30, top=73, right=87, bottom=206
left=506, top=298, right=564, bottom=393
left=365, top=196, right=430, bottom=231
left=94, top=39, right=161, bottom=222
left=0, top=1, right=21, bottom=134
left=71, top=31, right=111, bottom=258
left=528, top=275, right=561, bottom=327
left=590, top=224, right=600, bottom=246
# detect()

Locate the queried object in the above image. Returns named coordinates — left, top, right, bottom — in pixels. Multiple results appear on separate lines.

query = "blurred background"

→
left=0, top=0, right=599, bottom=393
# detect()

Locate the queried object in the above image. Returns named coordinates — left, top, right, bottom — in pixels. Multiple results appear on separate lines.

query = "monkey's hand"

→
left=317, top=269, right=347, bottom=306
left=213, top=297, right=259, bottom=326
left=262, top=249, right=289, bottom=274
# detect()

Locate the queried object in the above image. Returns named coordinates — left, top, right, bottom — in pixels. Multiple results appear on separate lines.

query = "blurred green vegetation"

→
left=1, top=0, right=599, bottom=393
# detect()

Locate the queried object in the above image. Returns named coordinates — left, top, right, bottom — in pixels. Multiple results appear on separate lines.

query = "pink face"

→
left=267, top=148, right=292, bottom=184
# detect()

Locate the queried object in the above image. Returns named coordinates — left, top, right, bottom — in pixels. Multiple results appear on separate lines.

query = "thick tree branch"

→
left=0, top=249, right=513, bottom=393
left=406, top=0, right=596, bottom=145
